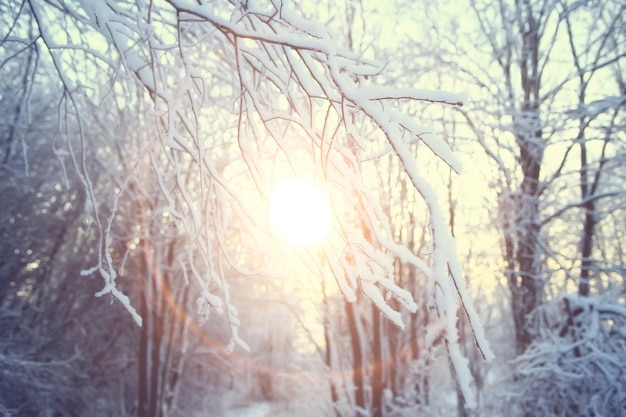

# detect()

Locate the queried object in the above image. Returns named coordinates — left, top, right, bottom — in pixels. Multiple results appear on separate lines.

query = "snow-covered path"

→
left=223, top=402, right=273, bottom=417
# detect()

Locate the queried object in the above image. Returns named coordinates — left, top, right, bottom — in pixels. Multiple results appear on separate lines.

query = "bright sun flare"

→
left=270, top=178, right=332, bottom=246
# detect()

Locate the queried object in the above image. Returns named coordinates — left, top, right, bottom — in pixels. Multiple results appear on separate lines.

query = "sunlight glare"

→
left=270, top=179, right=331, bottom=246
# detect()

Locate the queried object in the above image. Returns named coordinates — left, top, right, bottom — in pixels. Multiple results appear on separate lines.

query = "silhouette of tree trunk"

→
left=346, top=300, right=366, bottom=417
left=371, top=305, right=383, bottom=417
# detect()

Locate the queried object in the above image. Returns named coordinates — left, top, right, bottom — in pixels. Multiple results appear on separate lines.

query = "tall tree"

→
left=406, top=0, right=625, bottom=414
left=424, top=0, right=625, bottom=353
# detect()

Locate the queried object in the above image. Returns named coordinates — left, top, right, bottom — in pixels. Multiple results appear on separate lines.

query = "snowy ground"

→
left=222, top=402, right=272, bottom=417
left=220, top=401, right=320, bottom=417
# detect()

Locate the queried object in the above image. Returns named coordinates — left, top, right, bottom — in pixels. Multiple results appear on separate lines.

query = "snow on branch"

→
left=66, top=0, right=492, bottom=391
left=358, top=86, right=466, bottom=106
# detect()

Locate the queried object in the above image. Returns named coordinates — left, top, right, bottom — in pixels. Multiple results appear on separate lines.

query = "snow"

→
left=166, top=0, right=355, bottom=58
left=223, top=402, right=272, bottom=417
left=362, top=280, right=405, bottom=329
left=325, top=48, right=493, bottom=409
left=81, top=0, right=112, bottom=29
left=7, top=0, right=625, bottom=417
left=55, top=0, right=492, bottom=413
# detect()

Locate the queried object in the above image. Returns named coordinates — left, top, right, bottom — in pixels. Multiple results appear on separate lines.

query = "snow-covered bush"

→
left=500, top=294, right=626, bottom=417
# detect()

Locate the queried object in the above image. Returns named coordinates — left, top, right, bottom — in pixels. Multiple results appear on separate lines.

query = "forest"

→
left=0, top=0, right=624, bottom=416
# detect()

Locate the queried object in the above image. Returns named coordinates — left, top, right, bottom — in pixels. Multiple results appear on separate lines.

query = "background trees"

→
left=412, top=0, right=626, bottom=414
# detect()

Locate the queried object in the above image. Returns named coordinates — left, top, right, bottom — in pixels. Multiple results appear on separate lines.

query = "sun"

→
left=270, top=178, right=332, bottom=246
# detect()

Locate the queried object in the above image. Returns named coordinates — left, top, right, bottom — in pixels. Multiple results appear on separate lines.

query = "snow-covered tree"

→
left=408, top=0, right=625, bottom=414
left=2, top=0, right=495, bottom=414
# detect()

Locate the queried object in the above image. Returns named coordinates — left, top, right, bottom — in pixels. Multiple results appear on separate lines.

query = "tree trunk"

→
left=138, top=274, right=153, bottom=417
left=509, top=136, right=543, bottom=354
left=507, top=1, right=545, bottom=355
left=322, top=281, right=341, bottom=417
left=371, top=306, right=383, bottom=417
left=346, top=301, right=366, bottom=417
